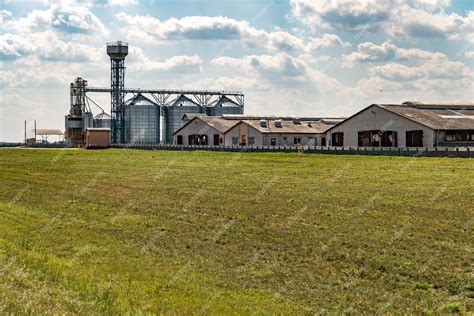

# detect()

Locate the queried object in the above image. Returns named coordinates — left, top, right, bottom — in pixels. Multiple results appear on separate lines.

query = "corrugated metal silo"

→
left=124, top=94, right=160, bottom=144
left=207, top=96, right=244, bottom=116
left=93, top=112, right=112, bottom=129
left=164, top=95, right=203, bottom=143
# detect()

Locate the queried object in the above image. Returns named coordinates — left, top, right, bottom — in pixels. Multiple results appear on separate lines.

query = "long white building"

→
left=326, top=102, right=474, bottom=148
left=173, top=116, right=333, bottom=146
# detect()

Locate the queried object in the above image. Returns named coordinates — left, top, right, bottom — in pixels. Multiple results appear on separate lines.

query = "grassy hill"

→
left=0, top=148, right=472, bottom=314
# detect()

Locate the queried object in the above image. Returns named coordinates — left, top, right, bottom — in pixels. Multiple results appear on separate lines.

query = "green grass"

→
left=0, top=148, right=472, bottom=314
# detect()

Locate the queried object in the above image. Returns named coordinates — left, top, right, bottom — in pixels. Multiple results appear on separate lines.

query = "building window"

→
left=359, top=131, right=397, bottom=147
left=293, top=137, right=301, bottom=145
left=188, top=134, right=208, bottom=145
left=406, top=130, right=423, bottom=147
left=332, top=132, right=344, bottom=146
left=270, top=138, right=276, bottom=146
left=177, top=135, right=183, bottom=145
left=240, top=135, right=246, bottom=146
left=232, top=137, right=238, bottom=145
left=248, top=137, right=255, bottom=145
left=445, top=130, right=474, bottom=142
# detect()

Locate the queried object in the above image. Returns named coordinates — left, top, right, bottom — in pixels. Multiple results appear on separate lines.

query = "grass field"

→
left=0, top=148, right=472, bottom=314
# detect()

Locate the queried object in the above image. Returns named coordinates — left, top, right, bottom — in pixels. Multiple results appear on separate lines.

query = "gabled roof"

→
left=172, top=116, right=239, bottom=136
left=182, top=113, right=207, bottom=121
left=94, top=112, right=111, bottom=120
left=34, top=129, right=63, bottom=135
left=326, top=102, right=474, bottom=133
left=125, top=93, right=157, bottom=106
left=378, top=104, right=474, bottom=130
left=210, top=95, right=240, bottom=107
left=243, top=120, right=331, bottom=134
left=222, top=114, right=345, bottom=121
left=168, top=95, right=199, bottom=107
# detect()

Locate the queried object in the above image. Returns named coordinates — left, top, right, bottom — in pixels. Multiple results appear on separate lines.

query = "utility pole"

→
left=24, top=120, right=26, bottom=145
left=34, top=119, right=37, bottom=142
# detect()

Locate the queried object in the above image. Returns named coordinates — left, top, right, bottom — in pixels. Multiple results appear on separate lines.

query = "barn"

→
left=326, top=102, right=474, bottom=148
left=173, top=116, right=333, bottom=146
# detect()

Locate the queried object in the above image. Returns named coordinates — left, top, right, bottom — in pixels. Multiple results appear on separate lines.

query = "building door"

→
left=358, top=131, right=370, bottom=146
left=382, top=131, right=397, bottom=147
left=213, top=134, right=219, bottom=145
left=332, top=132, right=344, bottom=146
left=406, top=130, right=423, bottom=147
left=321, top=137, right=326, bottom=146
left=177, top=135, right=183, bottom=145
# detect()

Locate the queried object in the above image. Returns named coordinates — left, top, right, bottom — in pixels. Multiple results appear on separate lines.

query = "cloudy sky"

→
left=1, top=0, right=473, bottom=142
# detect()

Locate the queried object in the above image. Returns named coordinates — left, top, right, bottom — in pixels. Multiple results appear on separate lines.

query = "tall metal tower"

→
left=107, top=41, right=128, bottom=143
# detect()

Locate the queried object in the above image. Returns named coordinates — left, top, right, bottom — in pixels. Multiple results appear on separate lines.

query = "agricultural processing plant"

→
left=1, top=0, right=473, bottom=314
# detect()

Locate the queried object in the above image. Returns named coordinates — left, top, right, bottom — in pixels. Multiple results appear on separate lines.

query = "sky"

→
left=0, top=0, right=473, bottom=142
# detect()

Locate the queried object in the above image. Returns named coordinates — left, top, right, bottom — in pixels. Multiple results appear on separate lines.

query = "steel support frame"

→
left=85, top=88, right=245, bottom=107
left=110, top=59, right=126, bottom=144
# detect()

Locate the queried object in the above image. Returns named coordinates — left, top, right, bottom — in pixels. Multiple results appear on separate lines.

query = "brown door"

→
left=406, top=130, right=423, bottom=147
left=332, top=132, right=344, bottom=146
left=213, top=134, right=219, bottom=145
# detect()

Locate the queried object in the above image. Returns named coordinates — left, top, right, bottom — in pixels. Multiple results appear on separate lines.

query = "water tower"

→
left=107, top=41, right=128, bottom=144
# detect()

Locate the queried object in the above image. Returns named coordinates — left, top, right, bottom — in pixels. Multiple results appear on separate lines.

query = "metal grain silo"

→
left=93, top=112, right=112, bottom=128
left=163, top=95, right=203, bottom=143
left=124, top=94, right=160, bottom=144
left=207, top=96, right=244, bottom=116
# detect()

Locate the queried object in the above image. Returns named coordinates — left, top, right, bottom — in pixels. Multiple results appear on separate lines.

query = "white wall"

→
left=225, top=123, right=325, bottom=146
left=327, top=105, right=435, bottom=147
left=173, top=119, right=224, bottom=145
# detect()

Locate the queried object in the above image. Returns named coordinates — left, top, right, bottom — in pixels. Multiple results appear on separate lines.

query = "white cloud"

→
left=3, top=5, right=108, bottom=36
left=289, top=0, right=472, bottom=42
left=182, top=76, right=269, bottom=91
left=42, top=0, right=137, bottom=7
left=308, top=34, right=350, bottom=50
left=289, top=0, right=391, bottom=32
left=0, top=31, right=103, bottom=62
left=342, top=41, right=448, bottom=67
left=211, top=53, right=346, bottom=94
left=372, top=59, right=470, bottom=82
left=128, top=47, right=202, bottom=74
left=358, top=76, right=404, bottom=94
left=116, top=13, right=265, bottom=41
left=116, top=14, right=349, bottom=53
left=465, top=51, right=474, bottom=58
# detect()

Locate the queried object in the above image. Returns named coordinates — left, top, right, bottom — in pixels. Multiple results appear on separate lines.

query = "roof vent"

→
left=308, top=122, right=312, bottom=127
left=260, top=119, right=268, bottom=127
left=275, top=119, right=282, bottom=128
left=293, top=117, right=301, bottom=124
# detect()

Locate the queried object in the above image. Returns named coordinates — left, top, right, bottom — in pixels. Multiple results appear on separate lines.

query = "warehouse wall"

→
left=327, top=105, right=435, bottom=147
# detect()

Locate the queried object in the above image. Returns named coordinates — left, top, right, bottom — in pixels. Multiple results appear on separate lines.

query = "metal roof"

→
left=94, top=112, right=111, bottom=120
left=33, top=129, right=63, bottom=135
left=168, top=95, right=200, bottom=107
left=182, top=113, right=207, bottom=120
left=326, top=102, right=474, bottom=133
left=377, top=104, right=474, bottom=130
left=125, top=93, right=157, bottom=106
left=243, top=120, right=332, bottom=134
left=86, top=128, right=110, bottom=131
left=209, top=95, right=240, bottom=107
left=403, top=101, right=474, bottom=108
left=172, top=116, right=239, bottom=135
left=222, top=114, right=346, bottom=121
